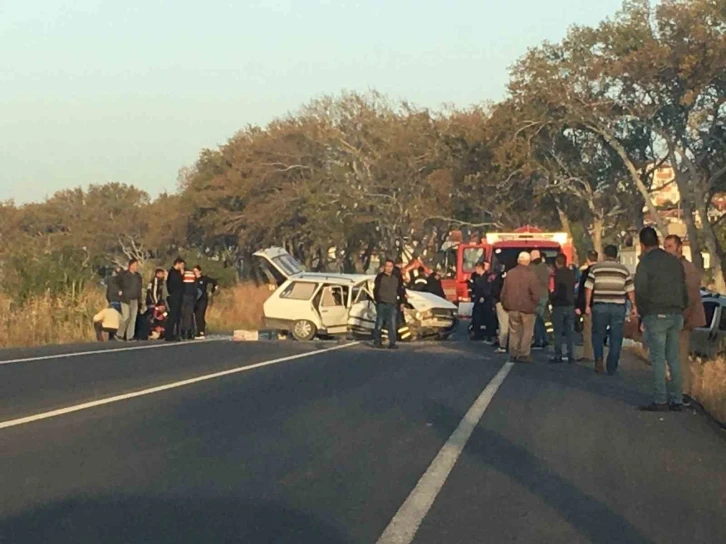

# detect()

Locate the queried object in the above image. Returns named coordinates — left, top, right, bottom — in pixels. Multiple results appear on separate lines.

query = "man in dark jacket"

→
left=426, top=270, right=446, bottom=299
left=636, top=227, right=689, bottom=412
left=106, top=267, right=123, bottom=304
left=118, top=259, right=143, bottom=341
left=469, top=263, right=489, bottom=340
left=165, top=258, right=185, bottom=342
left=146, top=268, right=167, bottom=307
left=193, top=265, right=219, bottom=339
left=373, top=259, right=406, bottom=349
left=413, top=267, right=429, bottom=291
left=575, top=250, right=598, bottom=362
left=492, top=264, right=509, bottom=354
left=550, top=254, right=577, bottom=364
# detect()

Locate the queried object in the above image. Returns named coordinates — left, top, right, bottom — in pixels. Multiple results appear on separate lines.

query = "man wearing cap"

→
left=501, top=252, right=541, bottom=363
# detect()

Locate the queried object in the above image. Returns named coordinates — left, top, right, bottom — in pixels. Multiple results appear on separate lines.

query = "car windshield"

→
left=272, top=254, right=303, bottom=277
left=462, top=247, right=485, bottom=273
left=492, top=247, right=560, bottom=271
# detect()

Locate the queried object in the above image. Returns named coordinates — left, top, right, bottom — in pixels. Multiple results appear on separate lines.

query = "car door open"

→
left=317, top=284, right=349, bottom=334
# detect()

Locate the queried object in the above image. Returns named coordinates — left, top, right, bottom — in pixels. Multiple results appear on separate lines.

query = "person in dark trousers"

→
left=492, top=264, right=509, bottom=354
left=483, top=264, right=499, bottom=343
left=530, top=249, right=551, bottom=349
left=550, top=253, right=577, bottom=364
left=636, top=227, right=689, bottom=412
left=146, top=268, right=167, bottom=308
left=118, top=259, right=143, bottom=341
left=584, top=245, right=636, bottom=375
left=469, top=263, right=488, bottom=340
left=181, top=267, right=198, bottom=340
left=165, top=258, right=185, bottom=342
left=193, top=265, right=219, bottom=339
left=426, top=270, right=446, bottom=299
left=391, top=264, right=410, bottom=342
left=106, top=266, right=123, bottom=304
left=373, top=259, right=406, bottom=349
left=576, top=250, right=598, bottom=362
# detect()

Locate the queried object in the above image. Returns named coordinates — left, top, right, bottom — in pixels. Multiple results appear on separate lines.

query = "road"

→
left=0, top=337, right=724, bottom=543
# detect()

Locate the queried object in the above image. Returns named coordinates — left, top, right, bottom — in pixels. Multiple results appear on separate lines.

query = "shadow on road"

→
left=0, top=495, right=351, bottom=544
left=424, top=400, right=655, bottom=544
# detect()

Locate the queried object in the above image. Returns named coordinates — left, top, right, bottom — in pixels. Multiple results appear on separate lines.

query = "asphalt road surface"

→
left=1, top=337, right=725, bottom=544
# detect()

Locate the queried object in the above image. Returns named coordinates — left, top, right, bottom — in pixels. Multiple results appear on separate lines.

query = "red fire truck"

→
left=404, top=227, right=574, bottom=311
left=486, top=226, right=575, bottom=290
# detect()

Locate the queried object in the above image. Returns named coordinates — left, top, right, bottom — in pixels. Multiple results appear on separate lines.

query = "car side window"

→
left=280, top=281, right=317, bottom=300
left=702, top=301, right=718, bottom=329
left=321, top=286, right=348, bottom=307
left=353, top=287, right=372, bottom=304
left=718, top=305, right=726, bottom=332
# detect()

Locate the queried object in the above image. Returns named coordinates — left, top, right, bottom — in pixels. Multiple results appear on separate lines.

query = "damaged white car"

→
left=253, top=248, right=458, bottom=341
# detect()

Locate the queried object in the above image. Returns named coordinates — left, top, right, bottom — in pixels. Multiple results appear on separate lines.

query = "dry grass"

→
left=0, top=289, right=106, bottom=348
left=206, top=283, right=271, bottom=333
left=626, top=341, right=726, bottom=425
left=690, top=357, right=726, bottom=424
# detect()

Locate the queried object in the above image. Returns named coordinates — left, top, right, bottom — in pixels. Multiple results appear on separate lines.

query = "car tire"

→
left=291, top=320, right=317, bottom=341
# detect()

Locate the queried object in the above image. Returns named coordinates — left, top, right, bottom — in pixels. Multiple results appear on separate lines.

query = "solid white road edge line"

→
left=0, top=342, right=359, bottom=430
left=376, top=361, right=515, bottom=544
left=0, top=339, right=225, bottom=366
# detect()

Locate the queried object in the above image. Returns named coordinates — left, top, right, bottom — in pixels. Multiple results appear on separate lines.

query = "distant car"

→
left=253, top=247, right=458, bottom=342
left=691, top=289, right=726, bottom=357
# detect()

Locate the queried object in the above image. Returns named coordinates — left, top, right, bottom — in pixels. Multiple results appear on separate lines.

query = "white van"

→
left=253, top=248, right=458, bottom=341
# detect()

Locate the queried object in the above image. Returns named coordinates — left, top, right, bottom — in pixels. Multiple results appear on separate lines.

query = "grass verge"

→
left=0, top=283, right=270, bottom=349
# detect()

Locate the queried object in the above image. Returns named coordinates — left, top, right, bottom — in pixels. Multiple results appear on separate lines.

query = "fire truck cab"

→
left=486, top=227, right=574, bottom=290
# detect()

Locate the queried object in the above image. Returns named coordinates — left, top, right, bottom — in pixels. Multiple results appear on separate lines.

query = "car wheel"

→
left=291, top=320, right=317, bottom=341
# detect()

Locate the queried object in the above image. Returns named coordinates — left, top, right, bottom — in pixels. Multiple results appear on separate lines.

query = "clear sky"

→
left=1, top=0, right=626, bottom=203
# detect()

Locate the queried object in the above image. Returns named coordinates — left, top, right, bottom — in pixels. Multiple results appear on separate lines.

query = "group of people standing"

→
left=95, top=258, right=218, bottom=342
left=497, top=227, right=704, bottom=412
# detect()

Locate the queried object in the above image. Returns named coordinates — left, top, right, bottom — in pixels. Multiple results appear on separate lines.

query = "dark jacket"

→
left=426, top=274, right=446, bottom=299
left=576, top=265, right=592, bottom=312
left=106, top=274, right=122, bottom=303
left=146, top=276, right=166, bottom=306
left=531, top=260, right=551, bottom=296
left=635, top=248, right=688, bottom=317
left=551, top=267, right=576, bottom=307
left=167, top=268, right=184, bottom=298
left=491, top=272, right=505, bottom=303
left=196, top=275, right=219, bottom=301
left=118, top=270, right=143, bottom=303
left=374, top=272, right=405, bottom=305
left=501, top=265, right=541, bottom=314
left=470, top=273, right=491, bottom=302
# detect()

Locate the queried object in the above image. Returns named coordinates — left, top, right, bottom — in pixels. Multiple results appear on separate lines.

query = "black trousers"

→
left=166, top=295, right=183, bottom=340
left=195, top=298, right=209, bottom=335
left=483, top=299, right=497, bottom=339
left=181, top=294, right=197, bottom=338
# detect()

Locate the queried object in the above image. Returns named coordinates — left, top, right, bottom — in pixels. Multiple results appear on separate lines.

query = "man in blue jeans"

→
left=373, top=259, right=406, bottom=349
left=584, top=245, right=636, bottom=375
left=635, top=227, right=689, bottom=412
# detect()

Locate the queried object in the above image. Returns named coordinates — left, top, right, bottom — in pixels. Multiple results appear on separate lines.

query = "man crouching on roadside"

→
left=500, top=252, right=541, bottom=363
left=93, top=302, right=122, bottom=341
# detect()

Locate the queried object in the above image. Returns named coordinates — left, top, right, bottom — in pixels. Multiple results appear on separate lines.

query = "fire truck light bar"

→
left=486, top=232, right=569, bottom=245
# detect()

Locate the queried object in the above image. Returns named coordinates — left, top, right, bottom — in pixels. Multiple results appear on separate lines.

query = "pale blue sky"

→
left=1, top=0, right=625, bottom=203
